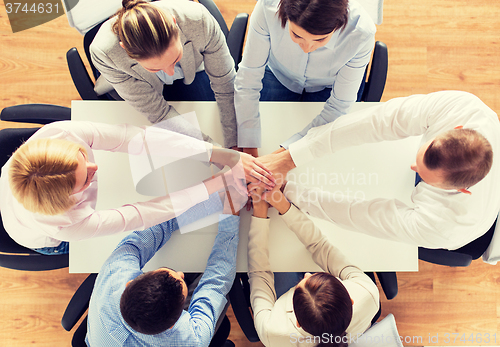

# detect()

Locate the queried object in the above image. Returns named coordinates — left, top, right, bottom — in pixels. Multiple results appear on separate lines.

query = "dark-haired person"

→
left=247, top=186, right=379, bottom=346
left=91, top=0, right=237, bottom=150
left=235, top=0, right=376, bottom=156
left=259, top=91, right=500, bottom=250
left=86, top=194, right=240, bottom=346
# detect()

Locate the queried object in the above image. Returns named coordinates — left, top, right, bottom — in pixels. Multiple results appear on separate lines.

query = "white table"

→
left=70, top=100, right=419, bottom=273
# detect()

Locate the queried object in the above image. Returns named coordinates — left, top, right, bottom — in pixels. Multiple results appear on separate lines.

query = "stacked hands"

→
left=209, top=147, right=294, bottom=215
left=240, top=147, right=296, bottom=214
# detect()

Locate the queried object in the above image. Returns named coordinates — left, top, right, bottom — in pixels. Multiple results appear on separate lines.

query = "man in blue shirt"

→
left=85, top=193, right=240, bottom=346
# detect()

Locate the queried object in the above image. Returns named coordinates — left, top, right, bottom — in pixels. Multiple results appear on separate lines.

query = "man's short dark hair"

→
left=120, top=270, right=186, bottom=335
left=424, top=128, right=493, bottom=189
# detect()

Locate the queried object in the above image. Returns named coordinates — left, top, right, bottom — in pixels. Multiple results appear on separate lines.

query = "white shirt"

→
left=234, top=0, right=376, bottom=148
left=0, top=121, right=212, bottom=249
left=248, top=205, right=379, bottom=346
left=286, top=91, right=500, bottom=250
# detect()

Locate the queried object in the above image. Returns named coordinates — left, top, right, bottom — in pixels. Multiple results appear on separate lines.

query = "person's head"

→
left=113, top=0, right=182, bottom=75
left=9, top=138, right=98, bottom=215
left=293, top=272, right=353, bottom=347
left=120, top=268, right=188, bottom=335
left=411, top=127, right=493, bottom=193
left=277, top=0, right=348, bottom=53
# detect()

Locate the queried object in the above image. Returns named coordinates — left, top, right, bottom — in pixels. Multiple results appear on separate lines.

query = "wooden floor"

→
left=0, top=0, right=499, bottom=346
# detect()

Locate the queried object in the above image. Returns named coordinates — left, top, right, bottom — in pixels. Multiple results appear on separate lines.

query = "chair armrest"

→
left=418, top=247, right=472, bottom=267
left=61, top=273, right=98, bottom=331
left=228, top=274, right=260, bottom=342
left=1, top=104, right=70, bottom=124
left=362, top=41, right=388, bottom=102
left=227, top=13, right=249, bottom=68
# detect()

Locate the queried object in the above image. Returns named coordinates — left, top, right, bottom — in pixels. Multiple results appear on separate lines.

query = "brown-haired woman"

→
left=248, top=186, right=379, bottom=346
left=90, top=0, right=238, bottom=149
left=235, top=0, right=376, bottom=157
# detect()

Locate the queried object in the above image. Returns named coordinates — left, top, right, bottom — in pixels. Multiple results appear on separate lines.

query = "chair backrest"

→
left=419, top=217, right=497, bottom=267
left=198, top=0, right=249, bottom=68
left=0, top=127, right=69, bottom=270
left=83, top=21, right=106, bottom=81
left=66, top=47, right=101, bottom=101
left=483, top=215, right=500, bottom=264
left=198, top=0, right=229, bottom=37
left=360, top=41, right=388, bottom=102
left=349, top=314, right=403, bottom=347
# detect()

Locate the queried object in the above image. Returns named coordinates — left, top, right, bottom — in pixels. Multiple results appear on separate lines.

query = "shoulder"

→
left=91, top=17, right=120, bottom=56
left=344, top=0, right=377, bottom=38
left=154, top=0, right=206, bottom=25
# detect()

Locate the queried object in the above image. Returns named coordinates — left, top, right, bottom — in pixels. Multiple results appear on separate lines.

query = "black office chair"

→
left=0, top=126, right=70, bottom=271
left=418, top=219, right=497, bottom=267
left=66, top=20, right=117, bottom=101
left=358, top=41, right=389, bottom=102
left=62, top=273, right=235, bottom=347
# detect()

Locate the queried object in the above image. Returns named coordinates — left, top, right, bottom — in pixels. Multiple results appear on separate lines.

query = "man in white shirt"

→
left=260, top=91, right=500, bottom=250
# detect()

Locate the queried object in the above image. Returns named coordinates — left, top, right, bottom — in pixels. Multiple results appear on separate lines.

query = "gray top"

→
left=90, top=0, right=237, bottom=147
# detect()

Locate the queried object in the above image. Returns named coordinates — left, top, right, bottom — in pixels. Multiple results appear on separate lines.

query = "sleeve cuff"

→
left=218, top=214, right=240, bottom=232
left=170, top=183, right=209, bottom=212
left=280, top=132, right=303, bottom=149
left=237, top=127, right=262, bottom=148
left=279, top=203, right=301, bottom=225
left=288, top=138, right=315, bottom=167
left=249, top=215, right=271, bottom=236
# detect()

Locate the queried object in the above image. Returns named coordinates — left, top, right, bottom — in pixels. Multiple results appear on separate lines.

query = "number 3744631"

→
left=5, top=2, right=59, bottom=14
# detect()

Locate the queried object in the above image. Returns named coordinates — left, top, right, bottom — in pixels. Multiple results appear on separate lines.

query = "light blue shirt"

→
left=156, top=63, right=185, bottom=85
left=234, top=0, right=376, bottom=148
left=85, top=195, right=240, bottom=347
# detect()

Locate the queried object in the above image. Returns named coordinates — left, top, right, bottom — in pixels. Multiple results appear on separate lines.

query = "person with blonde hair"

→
left=91, top=0, right=239, bottom=150
left=9, top=138, right=91, bottom=216
left=0, top=121, right=256, bottom=255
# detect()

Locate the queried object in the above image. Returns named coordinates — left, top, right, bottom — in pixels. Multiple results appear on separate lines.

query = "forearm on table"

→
left=284, top=182, right=426, bottom=246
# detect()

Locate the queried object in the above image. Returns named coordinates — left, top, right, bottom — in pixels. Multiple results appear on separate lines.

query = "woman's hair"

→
left=277, top=0, right=349, bottom=35
left=8, top=138, right=86, bottom=215
left=112, top=0, right=179, bottom=60
left=293, top=273, right=353, bottom=347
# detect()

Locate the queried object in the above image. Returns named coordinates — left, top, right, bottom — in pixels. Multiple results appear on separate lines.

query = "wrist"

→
left=275, top=199, right=291, bottom=215
left=279, top=150, right=295, bottom=171
left=252, top=203, right=268, bottom=218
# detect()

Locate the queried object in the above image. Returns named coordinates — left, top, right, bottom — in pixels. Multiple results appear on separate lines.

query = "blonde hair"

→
left=8, top=138, right=86, bottom=215
left=112, top=0, right=179, bottom=60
